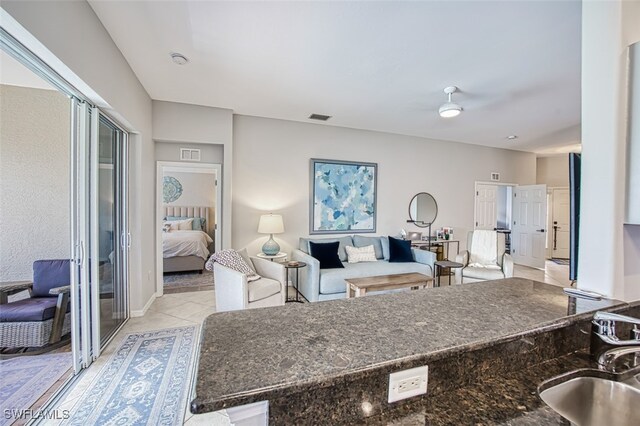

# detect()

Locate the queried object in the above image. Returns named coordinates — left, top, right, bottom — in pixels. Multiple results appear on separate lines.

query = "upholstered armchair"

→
left=0, top=259, right=72, bottom=350
left=213, top=250, right=286, bottom=312
left=454, top=231, right=514, bottom=284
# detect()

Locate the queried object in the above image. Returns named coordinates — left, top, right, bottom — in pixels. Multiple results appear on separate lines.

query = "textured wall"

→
left=0, top=84, right=71, bottom=280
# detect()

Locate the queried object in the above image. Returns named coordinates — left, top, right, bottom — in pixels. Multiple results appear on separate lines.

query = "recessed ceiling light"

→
left=170, top=52, right=189, bottom=65
left=507, top=135, right=518, bottom=140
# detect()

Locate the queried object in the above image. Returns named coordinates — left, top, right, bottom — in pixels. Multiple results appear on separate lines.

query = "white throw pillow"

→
left=168, top=218, right=194, bottom=231
left=345, top=245, right=377, bottom=263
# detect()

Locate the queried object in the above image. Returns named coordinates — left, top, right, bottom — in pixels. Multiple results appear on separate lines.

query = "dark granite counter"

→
left=191, top=278, right=633, bottom=423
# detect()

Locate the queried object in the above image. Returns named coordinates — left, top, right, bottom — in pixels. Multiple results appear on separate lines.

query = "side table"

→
left=434, top=260, right=463, bottom=287
left=284, top=261, right=306, bottom=303
left=256, top=252, right=287, bottom=263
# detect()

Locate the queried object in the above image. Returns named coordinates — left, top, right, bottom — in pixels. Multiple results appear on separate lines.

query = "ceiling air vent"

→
left=308, top=113, right=332, bottom=121
left=180, top=148, right=201, bottom=161
left=490, top=172, right=500, bottom=182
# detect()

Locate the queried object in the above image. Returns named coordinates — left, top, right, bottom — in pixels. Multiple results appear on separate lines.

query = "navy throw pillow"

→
left=309, top=241, right=344, bottom=269
left=388, top=236, right=414, bottom=263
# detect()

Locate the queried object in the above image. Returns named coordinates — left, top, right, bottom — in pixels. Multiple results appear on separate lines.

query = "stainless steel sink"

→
left=539, top=376, right=640, bottom=426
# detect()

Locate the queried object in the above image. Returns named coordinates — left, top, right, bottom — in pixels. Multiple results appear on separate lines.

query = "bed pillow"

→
left=168, top=218, right=194, bottom=231
left=166, top=216, right=206, bottom=231
left=388, top=236, right=414, bottom=263
left=345, top=245, right=377, bottom=263
left=309, top=241, right=344, bottom=269
left=205, top=249, right=260, bottom=282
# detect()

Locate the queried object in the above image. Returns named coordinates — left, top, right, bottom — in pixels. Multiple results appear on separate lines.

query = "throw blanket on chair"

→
left=468, top=230, right=501, bottom=269
left=205, top=249, right=261, bottom=282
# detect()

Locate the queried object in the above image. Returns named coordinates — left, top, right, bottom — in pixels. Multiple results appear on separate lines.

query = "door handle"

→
left=537, top=229, right=545, bottom=232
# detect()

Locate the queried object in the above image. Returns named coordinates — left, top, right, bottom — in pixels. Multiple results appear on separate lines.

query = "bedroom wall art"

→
left=163, top=176, right=183, bottom=203
left=310, top=158, right=377, bottom=234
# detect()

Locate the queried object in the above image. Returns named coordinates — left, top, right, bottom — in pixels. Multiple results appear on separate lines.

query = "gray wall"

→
left=155, top=141, right=224, bottom=164
left=536, top=155, right=570, bottom=187
left=163, top=171, right=216, bottom=208
left=0, top=85, right=71, bottom=280
left=232, top=115, right=537, bottom=255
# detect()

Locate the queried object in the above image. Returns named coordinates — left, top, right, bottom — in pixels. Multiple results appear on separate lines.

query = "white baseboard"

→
left=131, top=293, right=156, bottom=317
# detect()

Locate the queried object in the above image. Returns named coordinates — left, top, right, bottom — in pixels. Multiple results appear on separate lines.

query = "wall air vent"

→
left=490, top=172, right=500, bottom=181
left=180, top=148, right=201, bottom=161
left=308, top=113, right=332, bottom=121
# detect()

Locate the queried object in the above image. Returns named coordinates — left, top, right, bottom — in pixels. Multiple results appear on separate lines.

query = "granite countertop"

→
left=362, top=350, right=600, bottom=425
left=192, top=278, right=627, bottom=417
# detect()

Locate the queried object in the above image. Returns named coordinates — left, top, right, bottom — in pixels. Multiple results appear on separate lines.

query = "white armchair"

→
left=213, top=250, right=286, bottom=312
left=454, top=231, right=514, bottom=284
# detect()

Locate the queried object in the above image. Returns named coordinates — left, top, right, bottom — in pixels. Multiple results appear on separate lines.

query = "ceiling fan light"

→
left=439, top=102, right=462, bottom=118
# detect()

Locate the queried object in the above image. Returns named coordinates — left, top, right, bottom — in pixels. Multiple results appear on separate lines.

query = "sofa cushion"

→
left=310, top=241, right=344, bottom=269
left=0, top=297, right=70, bottom=322
left=352, top=235, right=384, bottom=259
left=388, top=237, right=414, bottom=263
left=32, top=259, right=71, bottom=297
left=319, top=260, right=431, bottom=295
left=345, top=245, right=377, bottom=263
left=248, top=277, right=281, bottom=302
left=462, top=266, right=505, bottom=281
left=380, top=237, right=390, bottom=260
left=299, top=236, right=353, bottom=261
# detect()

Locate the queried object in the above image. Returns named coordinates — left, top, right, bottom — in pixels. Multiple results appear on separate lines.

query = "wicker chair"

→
left=0, top=259, right=72, bottom=350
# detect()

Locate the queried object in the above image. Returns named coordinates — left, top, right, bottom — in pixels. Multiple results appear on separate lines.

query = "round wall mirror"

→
left=408, top=192, right=438, bottom=227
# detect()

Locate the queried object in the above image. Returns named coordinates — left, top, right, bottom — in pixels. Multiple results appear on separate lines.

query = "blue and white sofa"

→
left=291, top=235, right=436, bottom=302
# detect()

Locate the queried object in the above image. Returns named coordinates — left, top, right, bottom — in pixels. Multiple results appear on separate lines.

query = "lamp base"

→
left=262, top=235, right=280, bottom=256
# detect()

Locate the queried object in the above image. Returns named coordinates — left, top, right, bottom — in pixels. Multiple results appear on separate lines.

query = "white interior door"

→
left=551, top=188, right=570, bottom=259
left=512, top=184, right=547, bottom=269
left=475, top=184, right=498, bottom=230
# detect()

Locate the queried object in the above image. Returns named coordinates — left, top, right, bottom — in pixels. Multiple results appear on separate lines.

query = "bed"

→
left=162, top=206, right=215, bottom=273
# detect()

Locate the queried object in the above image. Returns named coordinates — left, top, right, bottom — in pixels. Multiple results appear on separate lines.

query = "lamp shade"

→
left=258, top=214, right=284, bottom=234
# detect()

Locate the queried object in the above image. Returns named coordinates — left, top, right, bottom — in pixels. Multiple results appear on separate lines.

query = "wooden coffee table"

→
left=344, top=272, right=433, bottom=298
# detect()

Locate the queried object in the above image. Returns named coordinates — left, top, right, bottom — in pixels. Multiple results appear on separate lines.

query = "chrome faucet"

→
left=591, top=311, right=640, bottom=368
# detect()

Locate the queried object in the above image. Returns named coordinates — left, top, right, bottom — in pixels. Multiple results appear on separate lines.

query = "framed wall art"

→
left=310, top=158, right=377, bottom=234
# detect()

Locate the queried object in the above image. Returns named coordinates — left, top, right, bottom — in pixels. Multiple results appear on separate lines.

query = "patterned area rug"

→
left=163, top=270, right=214, bottom=293
left=0, top=352, right=72, bottom=426
left=551, top=258, right=570, bottom=265
left=64, top=326, right=198, bottom=426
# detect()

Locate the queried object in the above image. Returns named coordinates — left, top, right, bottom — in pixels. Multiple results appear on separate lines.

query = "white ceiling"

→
left=89, top=0, right=582, bottom=153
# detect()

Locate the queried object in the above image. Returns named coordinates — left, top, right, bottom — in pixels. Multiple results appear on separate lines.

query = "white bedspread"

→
left=163, top=230, right=213, bottom=260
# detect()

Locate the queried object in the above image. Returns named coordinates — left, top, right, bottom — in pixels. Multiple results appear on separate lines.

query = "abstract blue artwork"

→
left=310, top=159, right=377, bottom=234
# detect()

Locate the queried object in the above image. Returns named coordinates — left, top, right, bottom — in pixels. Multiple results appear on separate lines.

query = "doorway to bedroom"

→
left=156, top=161, right=221, bottom=295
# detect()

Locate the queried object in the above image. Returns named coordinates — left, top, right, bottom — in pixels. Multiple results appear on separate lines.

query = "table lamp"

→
left=258, top=213, right=284, bottom=255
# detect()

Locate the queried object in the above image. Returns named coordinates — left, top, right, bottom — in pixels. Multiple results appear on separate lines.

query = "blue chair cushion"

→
left=0, top=297, right=70, bottom=322
left=32, top=259, right=71, bottom=297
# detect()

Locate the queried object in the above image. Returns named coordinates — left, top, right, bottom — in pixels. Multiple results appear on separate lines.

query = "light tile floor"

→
left=44, top=261, right=570, bottom=425
left=43, top=290, right=229, bottom=425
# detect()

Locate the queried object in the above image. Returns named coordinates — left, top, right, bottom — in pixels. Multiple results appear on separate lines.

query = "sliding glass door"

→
left=90, top=111, right=129, bottom=356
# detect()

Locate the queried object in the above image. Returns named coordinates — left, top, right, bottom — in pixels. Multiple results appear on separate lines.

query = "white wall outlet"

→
left=388, top=366, right=428, bottom=403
